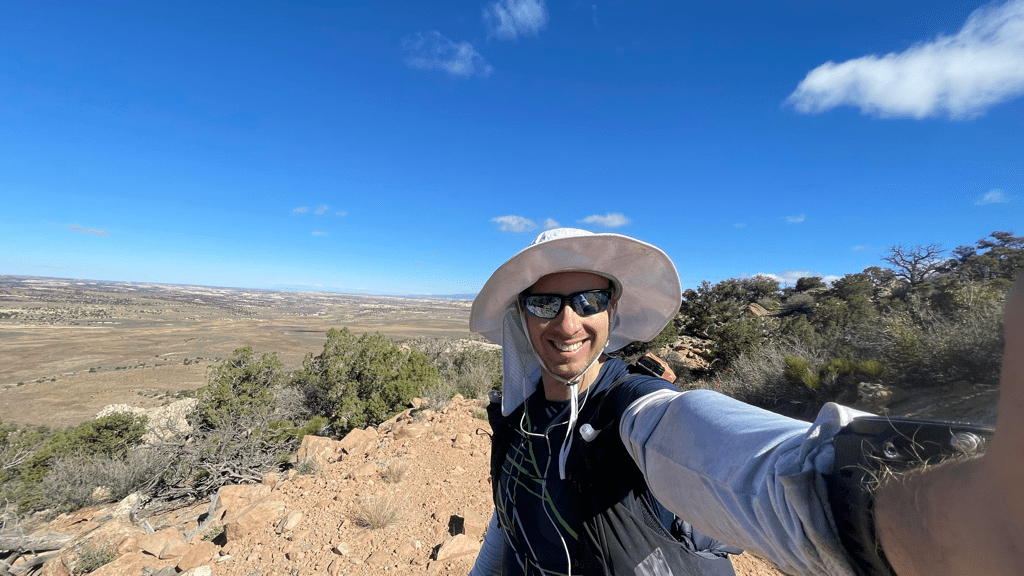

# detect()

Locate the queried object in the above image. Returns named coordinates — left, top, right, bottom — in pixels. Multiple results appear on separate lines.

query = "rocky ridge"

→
left=5, top=396, right=781, bottom=576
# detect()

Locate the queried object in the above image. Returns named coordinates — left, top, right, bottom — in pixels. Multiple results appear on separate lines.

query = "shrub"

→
left=295, top=329, right=441, bottom=432
left=783, top=356, right=819, bottom=389
left=195, top=347, right=282, bottom=429
left=412, top=337, right=502, bottom=407
left=349, top=493, right=403, bottom=529
left=40, top=449, right=163, bottom=513
left=15, top=413, right=147, bottom=512
left=72, top=544, right=116, bottom=575
left=382, top=459, right=410, bottom=484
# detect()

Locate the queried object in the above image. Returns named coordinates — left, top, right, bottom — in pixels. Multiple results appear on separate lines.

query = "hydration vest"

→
left=487, top=372, right=739, bottom=576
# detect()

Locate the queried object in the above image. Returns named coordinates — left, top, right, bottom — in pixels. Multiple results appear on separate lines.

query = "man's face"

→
left=523, top=271, right=613, bottom=385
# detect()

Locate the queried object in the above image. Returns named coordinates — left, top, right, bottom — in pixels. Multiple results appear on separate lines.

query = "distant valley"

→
left=0, top=275, right=473, bottom=428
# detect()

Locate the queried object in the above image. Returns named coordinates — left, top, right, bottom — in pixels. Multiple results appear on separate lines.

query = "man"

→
left=467, top=227, right=1024, bottom=576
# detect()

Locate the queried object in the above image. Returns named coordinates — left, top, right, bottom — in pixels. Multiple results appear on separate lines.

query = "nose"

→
left=552, top=303, right=582, bottom=335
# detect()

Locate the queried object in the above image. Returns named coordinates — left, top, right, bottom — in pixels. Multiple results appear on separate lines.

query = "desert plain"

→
left=0, top=275, right=473, bottom=429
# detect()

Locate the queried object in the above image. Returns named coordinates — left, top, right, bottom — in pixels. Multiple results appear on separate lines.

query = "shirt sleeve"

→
left=619, top=388, right=868, bottom=576
left=468, top=511, right=506, bottom=576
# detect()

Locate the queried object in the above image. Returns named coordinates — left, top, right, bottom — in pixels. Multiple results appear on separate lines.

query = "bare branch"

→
left=882, top=243, right=946, bottom=286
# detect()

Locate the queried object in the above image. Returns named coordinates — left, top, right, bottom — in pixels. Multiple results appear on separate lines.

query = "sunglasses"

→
left=519, top=289, right=612, bottom=319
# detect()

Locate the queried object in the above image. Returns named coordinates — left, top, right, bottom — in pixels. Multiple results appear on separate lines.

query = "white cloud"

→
left=293, top=206, right=309, bottom=214
left=784, top=214, right=806, bottom=223
left=787, top=0, right=1024, bottom=119
left=484, top=0, right=548, bottom=40
left=403, top=31, right=493, bottom=78
left=336, top=211, right=347, bottom=217
left=852, top=245, right=867, bottom=251
left=66, top=225, right=110, bottom=237
left=761, top=269, right=838, bottom=286
left=543, top=218, right=560, bottom=230
left=315, top=204, right=330, bottom=215
left=734, top=223, right=747, bottom=228
left=976, top=188, right=1010, bottom=204
left=312, top=231, right=327, bottom=236
left=492, top=215, right=537, bottom=232
left=581, top=213, right=630, bottom=228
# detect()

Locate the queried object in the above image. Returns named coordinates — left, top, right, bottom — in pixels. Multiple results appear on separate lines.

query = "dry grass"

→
left=349, top=493, right=404, bottom=529
left=382, top=458, right=410, bottom=484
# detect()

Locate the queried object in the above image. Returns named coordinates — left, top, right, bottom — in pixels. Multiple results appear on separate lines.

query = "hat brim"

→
left=470, top=232, right=681, bottom=352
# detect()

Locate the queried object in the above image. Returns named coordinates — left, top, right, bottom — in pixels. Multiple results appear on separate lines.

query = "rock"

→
left=462, top=509, right=488, bottom=539
left=158, top=540, right=191, bottom=560
left=91, top=486, right=112, bottom=503
left=434, top=534, right=480, bottom=562
left=216, top=484, right=272, bottom=521
left=223, top=499, right=287, bottom=541
left=337, top=428, right=377, bottom=458
left=181, top=566, right=212, bottom=576
left=453, top=433, right=472, bottom=448
left=111, top=493, right=142, bottom=520
left=297, top=435, right=337, bottom=466
left=349, top=462, right=377, bottom=480
left=38, top=557, right=69, bottom=576
left=276, top=510, right=304, bottom=534
left=365, top=551, right=390, bottom=566
left=332, top=542, right=352, bottom=556
left=176, top=541, right=219, bottom=572
left=395, top=423, right=429, bottom=440
left=137, top=528, right=184, bottom=558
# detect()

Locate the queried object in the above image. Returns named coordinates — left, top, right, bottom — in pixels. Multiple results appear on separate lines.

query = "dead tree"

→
left=883, top=243, right=946, bottom=287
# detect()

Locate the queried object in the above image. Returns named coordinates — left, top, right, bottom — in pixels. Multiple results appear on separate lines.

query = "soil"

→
left=15, top=396, right=785, bottom=576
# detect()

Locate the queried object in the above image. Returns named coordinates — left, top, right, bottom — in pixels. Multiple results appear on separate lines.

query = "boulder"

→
left=177, top=541, right=219, bottom=572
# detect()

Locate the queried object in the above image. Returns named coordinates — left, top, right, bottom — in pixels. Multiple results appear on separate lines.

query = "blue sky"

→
left=1, top=0, right=1021, bottom=295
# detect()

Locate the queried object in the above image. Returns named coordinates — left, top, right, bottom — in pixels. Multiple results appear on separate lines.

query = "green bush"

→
left=294, top=328, right=441, bottom=432
left=15, top=413, right=147, bottom=512
left=783, top=356, right=820, bottom=389
left=195, top=347, right=282, bottom=429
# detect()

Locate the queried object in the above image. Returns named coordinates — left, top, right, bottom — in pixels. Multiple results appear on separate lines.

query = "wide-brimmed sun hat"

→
left=471, top=228, right=681, bottom=416
left=471, top=227, right=681, bottom=350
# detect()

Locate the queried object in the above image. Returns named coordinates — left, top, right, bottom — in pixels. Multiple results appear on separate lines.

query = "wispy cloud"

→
left=315, top=204, right=330, bottom=215
left=312, top=231, right=327, bottom=236
left=786, top=0, right=1024, bottom=119
left=976, top=188, right=1010, bottom=204
left=293, top=206, right=309, bottom=214
left=734, top=223, right=747, bottom=228
left=852, top=245, right=867, bottom=251
left=484, top=0, right=548, bottom=40
left=66, top=225, right=110, bottom=237
left=492, top=215, right=537, bottom=232
left=784, top=214, right=806, bottom=224
left=403, top=31, right=493, bottom=77
left=581, top=213, right=630, bottom=228
left=336, top=211, right=347, bottom=217
left=543, top=218, right=560, bottom=230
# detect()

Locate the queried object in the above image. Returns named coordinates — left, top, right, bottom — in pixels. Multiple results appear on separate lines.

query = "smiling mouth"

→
left=553, top=340, right=584, bottom=352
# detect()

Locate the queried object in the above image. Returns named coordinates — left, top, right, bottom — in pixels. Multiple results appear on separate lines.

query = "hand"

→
left=875, top=275, right=1024, bottom=575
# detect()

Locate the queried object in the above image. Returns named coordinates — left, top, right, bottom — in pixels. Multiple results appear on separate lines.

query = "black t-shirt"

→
left=496, top=358, right=674, bottom=576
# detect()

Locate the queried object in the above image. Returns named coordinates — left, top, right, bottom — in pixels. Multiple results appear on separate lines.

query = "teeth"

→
left=555, top=341, right=583, bottom=352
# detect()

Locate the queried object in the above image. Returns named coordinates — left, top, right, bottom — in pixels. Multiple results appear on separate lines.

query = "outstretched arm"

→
left=876, top=275, right=1024, bottom=576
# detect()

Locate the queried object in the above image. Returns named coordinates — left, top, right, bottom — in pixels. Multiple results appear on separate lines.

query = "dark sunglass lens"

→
left=570, top=291, right=609, bottom=317
left=525, top=295, right=562, bottom=318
